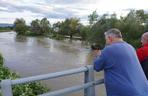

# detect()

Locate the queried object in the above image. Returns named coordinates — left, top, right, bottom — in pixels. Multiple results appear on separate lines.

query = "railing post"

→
left=1, top=79, right=13, bottom=96
left=84, top=65, right=95, bottom=96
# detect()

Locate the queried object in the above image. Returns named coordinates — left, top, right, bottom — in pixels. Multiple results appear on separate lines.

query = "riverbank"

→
left=0, top=27, right=12, bottom=32
left=0, top=53, right=49, bottom=96
left=0, top=29, right=12, bottom=32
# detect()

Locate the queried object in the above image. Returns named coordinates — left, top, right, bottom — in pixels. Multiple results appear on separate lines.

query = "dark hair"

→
left=91, top=44, right=101, bottom=50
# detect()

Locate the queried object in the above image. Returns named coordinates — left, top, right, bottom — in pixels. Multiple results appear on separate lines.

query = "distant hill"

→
left=0, top=23, right=14, bottom=27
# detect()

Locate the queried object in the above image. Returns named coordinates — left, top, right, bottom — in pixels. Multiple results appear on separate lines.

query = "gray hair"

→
left=104, top=28, right=122, bottom=38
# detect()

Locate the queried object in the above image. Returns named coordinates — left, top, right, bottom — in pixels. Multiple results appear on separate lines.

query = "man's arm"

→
left=94, top=49, right=107, bottom=72
left=136, top=48, right=144, bottom=62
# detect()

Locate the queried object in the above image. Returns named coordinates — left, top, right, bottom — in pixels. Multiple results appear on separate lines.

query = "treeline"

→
left=0, top=27, right=13, bottom=32
left=14, top=9, right=148, bottom=48
left=14, top=18, right=51, bottom=36
left=88, top=10, right=148, bottom=48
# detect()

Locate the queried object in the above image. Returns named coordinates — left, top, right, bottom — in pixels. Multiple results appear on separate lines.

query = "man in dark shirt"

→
left=94, top=28, right=148, bottom=96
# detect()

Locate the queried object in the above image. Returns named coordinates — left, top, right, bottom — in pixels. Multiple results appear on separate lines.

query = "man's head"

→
left=104, top=28, right=123, bottom=45
left=141, top=32, right=148, bottom=46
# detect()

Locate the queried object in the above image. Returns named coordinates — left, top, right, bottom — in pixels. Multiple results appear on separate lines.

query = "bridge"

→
left=0, top=65, right=104, bottom=96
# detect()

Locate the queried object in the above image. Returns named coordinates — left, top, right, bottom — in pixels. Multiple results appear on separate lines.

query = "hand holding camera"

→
left=91, top=44, right=101, bottom=57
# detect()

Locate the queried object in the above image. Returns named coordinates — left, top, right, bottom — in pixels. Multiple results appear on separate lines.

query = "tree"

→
left=40, top=18, right=51, bottom=35
left=68, top=18, right=80, bottom=39
left=30, top=18, right=51, bottom=35
left=139, top=10, right=148, bottom=32
left=144, top=19, right=148, bottom=32
left=136, top=9, right=147, bottom=23
left=87, top=13, right=120, bottom=48
left=31, top=19, right=41, bottom=35
left=78, top=25, right=90, bottom=41
left=118, top=10, right=144, bottom=48
left=14, top=18, right=27, bottom=35
left=52, top=21, right=61, bottom=33
left=88, top=10, right=98, bottom=25
left=58, top=18, right=80, bottom=40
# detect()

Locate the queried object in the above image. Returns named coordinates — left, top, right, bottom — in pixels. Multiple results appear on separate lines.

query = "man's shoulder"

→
left=104, top=42, right=134, bottom=51
left=102, top=45, right=114, bottom=53
left=105, top=42, right=126, bottom=49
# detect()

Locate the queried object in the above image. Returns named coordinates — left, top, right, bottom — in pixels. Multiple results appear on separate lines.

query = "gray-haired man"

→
left=94, top=28, right=148, bottom=96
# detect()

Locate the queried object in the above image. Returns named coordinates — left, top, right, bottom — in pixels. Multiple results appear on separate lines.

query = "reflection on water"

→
left=0, top=32, right=106, bottom=96
left=15, top=35, right=28, bottom=42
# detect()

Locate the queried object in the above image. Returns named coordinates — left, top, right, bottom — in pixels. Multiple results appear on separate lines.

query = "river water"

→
left=0, top=32, right=106, bottom=96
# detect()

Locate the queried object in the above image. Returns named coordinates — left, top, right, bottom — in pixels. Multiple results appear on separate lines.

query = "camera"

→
left=91, top=44, right=101, bottom=50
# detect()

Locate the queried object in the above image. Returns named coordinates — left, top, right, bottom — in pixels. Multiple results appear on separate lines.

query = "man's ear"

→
left=108, top=36, right=113, bottom=42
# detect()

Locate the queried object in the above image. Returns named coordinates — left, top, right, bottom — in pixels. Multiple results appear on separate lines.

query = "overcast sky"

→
left=0, top=0, right=148, bottom=25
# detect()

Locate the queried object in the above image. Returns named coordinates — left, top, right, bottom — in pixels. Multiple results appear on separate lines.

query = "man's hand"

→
left=93, top=50, right=101, bottom=57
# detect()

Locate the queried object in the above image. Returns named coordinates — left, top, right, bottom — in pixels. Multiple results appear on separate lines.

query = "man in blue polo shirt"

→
left=94, top=28, right=148, bottom=96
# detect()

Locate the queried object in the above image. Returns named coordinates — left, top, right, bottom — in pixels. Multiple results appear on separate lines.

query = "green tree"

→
left=78, top=25, right=90, bottom=41
left=88, top=10, right=98, bottom=25
left=49, top=21, right=64, bottom=40
left=14, top=18, right=27, bottom=35
left=86, top=10, right=148, bottom=48
left=31, top=18, right=51, bottom=35
left=135, top=9, right=148, bottom=24
left=69, top=18, right=80, bottom=39
left=52, top=21, right=61, bottom=33
left=118, top=10, right=144, bottom=48
left=88, top=13, right=119, bottom=48
left=40, top=18, right=51, bottom=35
left=59, top=18, right=80, bottom=40
left=144, top=19, right=148, bottom=32
left=31, top=19, right=41, bottom=35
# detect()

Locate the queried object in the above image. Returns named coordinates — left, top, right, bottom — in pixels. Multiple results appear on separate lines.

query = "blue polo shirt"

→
left=94, top=42, right=148, bottom=96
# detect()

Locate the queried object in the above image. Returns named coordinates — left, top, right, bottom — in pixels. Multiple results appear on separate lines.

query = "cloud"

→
left=0, top=1, right=47, bottom=13
left=0, top=8, right=8, bottom=12
left=0, top=0, right=88, bottom=19
left=45, top=0, right=98, bottom=5
left=0, top=0, right=148, bottom=24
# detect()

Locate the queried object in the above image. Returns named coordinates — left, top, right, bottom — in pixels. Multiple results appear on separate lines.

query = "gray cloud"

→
left=0, top=0, right=93, bottom=24
left=0, top=8, right=7, bottom=12
left=0, top=1, right=45, bottom=13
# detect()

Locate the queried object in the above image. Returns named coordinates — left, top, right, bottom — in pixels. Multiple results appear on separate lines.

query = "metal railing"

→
left=0, top=65, right=104, bottom=96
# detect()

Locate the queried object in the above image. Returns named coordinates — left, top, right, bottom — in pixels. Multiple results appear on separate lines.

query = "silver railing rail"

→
left=0, top=65, right=104, bottom=96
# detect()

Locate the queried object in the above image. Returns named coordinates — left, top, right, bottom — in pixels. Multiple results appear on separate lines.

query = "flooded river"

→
left=0, top=32, right=106, bottom=96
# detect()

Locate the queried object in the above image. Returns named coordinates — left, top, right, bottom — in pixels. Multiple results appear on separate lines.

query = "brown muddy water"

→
left=0, top=32, right=106, bottom=96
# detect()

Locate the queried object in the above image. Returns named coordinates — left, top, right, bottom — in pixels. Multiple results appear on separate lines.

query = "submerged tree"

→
left=14, top=18, right=27, bottom=35
left=78, top=25, right=90, bottom=41
left=31, top=19, right=41, bottom=35
left=40, top=18, right=51, bottom=35
left=30, top=18, right=51, bottom=35
left=58, top=17, right=81, bottom=40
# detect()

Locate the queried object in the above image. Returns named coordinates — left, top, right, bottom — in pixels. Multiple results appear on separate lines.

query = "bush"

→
left=49, top=34, right=64, bottom=40
left=0, top=53, right=49, bottom=96
left=0, top=53, right=3, bottom=66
